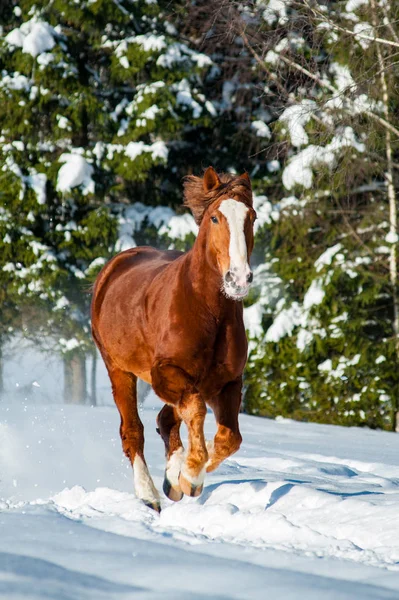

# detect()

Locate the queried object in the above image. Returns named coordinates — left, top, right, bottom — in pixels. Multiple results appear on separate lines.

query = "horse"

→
left=91, top=167, right=256, bottom=511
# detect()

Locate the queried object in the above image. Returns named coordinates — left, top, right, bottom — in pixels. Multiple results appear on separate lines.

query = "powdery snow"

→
left=125, top=140, right=168, bottom=163
left=5, top=19, right=56, bottom=58
left=279, top=101, right=316, bottom=147
left=262, top=0, right=289, bottom=25
left=282, top=127, right=365, bottom=190
left=346, top=0, right=369, bottom=12
left=2, top=391, right=399, bottom=598
left=303, top=278, right=325, bottom=310
left=265, top=244, right=337, bottom=347
left=251, top=120, right=271, bottom=139
left=315, top=244, right=343, bottom=272
left=56, top=153, right=95, bottom=195
left=116, top=203, right=197, bottom=251
left=25, top=171, right=47, bottom=204
left=265, top=301, right=302, bottom=343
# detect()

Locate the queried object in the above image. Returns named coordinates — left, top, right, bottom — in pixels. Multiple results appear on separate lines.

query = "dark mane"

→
left=183, top=172, right=253, bottom=225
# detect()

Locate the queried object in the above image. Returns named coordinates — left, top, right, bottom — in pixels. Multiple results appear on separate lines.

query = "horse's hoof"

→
left=163, top=474, right=183, bottom=502
left=179, top=473, right=203, bottom=497
left=143, top=499, right=161, bottom=513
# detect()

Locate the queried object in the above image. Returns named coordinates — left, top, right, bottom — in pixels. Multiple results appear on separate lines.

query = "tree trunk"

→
left=371, top=0, right=399, bottom=431
left=90, top=349, right=97, bottom=407
left=0, top=343, right=4, bottom=400
left=63, top=352, right=87, bottom=405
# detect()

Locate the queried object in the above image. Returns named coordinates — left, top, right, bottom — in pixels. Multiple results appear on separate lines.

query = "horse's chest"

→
left=198, top=322, right=247, bottom=390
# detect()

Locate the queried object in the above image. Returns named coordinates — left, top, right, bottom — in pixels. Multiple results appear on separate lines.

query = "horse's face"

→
left=208, top=197, right=256, bottom=300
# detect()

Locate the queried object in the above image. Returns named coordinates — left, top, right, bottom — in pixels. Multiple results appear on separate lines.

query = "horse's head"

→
left=184, top=167, right=256, bottom=300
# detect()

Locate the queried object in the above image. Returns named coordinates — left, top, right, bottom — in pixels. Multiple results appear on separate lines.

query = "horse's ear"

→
left=240, top=172, right=252, bottom=188
left=203, top=166, right=221, bottom=192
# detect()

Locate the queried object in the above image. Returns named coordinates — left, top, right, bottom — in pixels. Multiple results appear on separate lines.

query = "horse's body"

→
left=91, top=167, right=255, bottom=510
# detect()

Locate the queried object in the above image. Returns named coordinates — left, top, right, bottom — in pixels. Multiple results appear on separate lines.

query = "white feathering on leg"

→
left=133, top=455, right=160, bottom=505
left=165, top=447, right=184, bottom=488
left=180, top=462, right=206, bottom=486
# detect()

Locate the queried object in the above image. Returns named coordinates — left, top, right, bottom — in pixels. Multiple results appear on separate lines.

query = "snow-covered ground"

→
left=2, top=390, right=399, bottom=599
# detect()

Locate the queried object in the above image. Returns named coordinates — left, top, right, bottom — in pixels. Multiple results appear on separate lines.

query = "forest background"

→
left=1, top=0, right=399, bottom=431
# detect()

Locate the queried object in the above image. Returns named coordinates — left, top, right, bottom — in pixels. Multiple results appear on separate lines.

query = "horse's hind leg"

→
left=109, top=367, right=161, bottom=512
left=156, top=405, right=184, bottom=502
left=206, top=378, right=243, bottom=473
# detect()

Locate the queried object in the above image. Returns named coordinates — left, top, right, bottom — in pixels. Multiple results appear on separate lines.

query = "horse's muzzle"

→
left=223, top=269, right=253, bottom=300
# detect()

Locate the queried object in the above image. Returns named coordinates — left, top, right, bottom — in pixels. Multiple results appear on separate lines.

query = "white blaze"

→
left=219, top=199, right=249, bottom=273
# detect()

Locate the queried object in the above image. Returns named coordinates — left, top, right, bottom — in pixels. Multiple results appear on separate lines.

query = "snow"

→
left=125, top=140, right=168, bottom=163
left=0, top=72, right=31, bottom=92
left=353, top=22, right=374, bottom=49
left=56, top=153, right=95, bottom=195
left=25, top=170, right=46, bottom=204
left=385, top=231, right=399, bottom=244
left=6, top=19, right=56, bottom=58
left=174, top=79, right=203, bottom=118
left=279, top=101, right=316, bottom=147
left=36, top=52, right=54, bottom=67
left=346, top=0, right=368, bottom=11
left=158, top=213, right=198, bottom=240
left=116, top=203, right=197, bottom=251
left=244, top=263, right=283, bottom=343
left=265, top=241, right=342, bottom=346
left=265, top=301, right=302, bottom=342
left=156, top=43, right=212, bottom=69
left=59, top=337, right=83, bottom=352
left=252, top=194, right=278, bottom=232
left=3, top=390, right=399, bottom=598
left=330, top=62, right=356, bottom=93
left=303, top=279, right=325, bottom=309
left=267, top=159, right=280, bottom=172
left=315, top=244, right=343, bottom=271
left=261, top=0, right=289, bottom=25
left=56, top=115, right=71, bottom=130
left=251, top=120, right=271, bottom=139
left=132, top=33, right=167, bottom=53
left=282, top=127, right=365, bottom=190
left=244, top=300, right=264, bottom=339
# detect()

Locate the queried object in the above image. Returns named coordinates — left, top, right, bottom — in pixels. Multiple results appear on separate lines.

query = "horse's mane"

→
left=183, top=172, right=253, bottom=225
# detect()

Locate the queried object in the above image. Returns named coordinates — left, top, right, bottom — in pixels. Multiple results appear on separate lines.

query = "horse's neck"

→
left=184, top=230, right=228, bottom=319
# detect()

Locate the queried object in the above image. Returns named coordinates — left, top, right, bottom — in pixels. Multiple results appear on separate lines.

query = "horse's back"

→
left=92, top=246, right=182, bottom=321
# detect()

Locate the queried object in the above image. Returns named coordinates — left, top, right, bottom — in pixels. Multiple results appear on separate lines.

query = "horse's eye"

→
left=211, top=216, right=218, bottom=224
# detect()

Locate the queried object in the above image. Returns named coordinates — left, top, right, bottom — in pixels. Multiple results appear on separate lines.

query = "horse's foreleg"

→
left=156, top=405, right=184, bottom=501
left=109, top=367, right=160, bottom=512
left=152, top=360, right=207, bottom=498
left=177, top=392, right=208, bottom=497
left=206, top=378, right=243, bottom=473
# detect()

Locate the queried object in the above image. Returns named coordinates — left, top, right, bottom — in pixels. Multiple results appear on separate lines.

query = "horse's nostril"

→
left=247, top=271, right=253, bottom=283
left=225, top=270, right=233, bottom=283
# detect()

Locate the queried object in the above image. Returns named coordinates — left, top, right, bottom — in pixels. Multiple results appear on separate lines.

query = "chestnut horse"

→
left=91, top=167, right=256, bottom=511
